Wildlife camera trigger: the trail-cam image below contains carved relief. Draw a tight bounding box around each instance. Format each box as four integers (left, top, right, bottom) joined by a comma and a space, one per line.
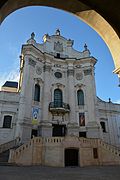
76, 72, 83, 80
54, 41, 63, 52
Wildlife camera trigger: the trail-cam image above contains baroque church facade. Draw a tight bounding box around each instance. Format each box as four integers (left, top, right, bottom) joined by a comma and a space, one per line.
0, 30, 120, 166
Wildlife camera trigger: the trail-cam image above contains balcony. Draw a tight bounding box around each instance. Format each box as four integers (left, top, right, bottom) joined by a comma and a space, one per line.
49, 102, 70, 114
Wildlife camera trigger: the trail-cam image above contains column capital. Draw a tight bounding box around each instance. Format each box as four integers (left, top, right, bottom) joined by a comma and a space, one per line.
28, 58, 36, 67
43, 64, 51, 72
67, 69, 74, 76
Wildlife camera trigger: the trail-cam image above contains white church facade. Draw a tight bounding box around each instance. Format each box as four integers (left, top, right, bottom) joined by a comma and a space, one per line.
0, 30, 120, 166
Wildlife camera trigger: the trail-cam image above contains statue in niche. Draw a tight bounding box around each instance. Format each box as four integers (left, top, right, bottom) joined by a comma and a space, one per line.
54, 41, 63, 52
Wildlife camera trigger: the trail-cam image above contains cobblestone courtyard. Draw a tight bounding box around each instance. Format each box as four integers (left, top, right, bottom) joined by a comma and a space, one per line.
0, 165, 120, 180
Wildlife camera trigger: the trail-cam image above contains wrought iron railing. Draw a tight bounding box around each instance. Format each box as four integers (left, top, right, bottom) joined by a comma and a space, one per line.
49, 102, 70, 111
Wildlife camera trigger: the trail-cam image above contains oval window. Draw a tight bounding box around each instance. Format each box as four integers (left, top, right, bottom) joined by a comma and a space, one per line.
54, 72, 62, 78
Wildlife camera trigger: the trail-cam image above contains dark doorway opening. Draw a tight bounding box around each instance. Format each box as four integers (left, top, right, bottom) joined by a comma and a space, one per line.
52, 124, 66, 137
65, 148, 79, 167
56, 53, 60, 58
31, 129, 38, 138
79, 132, 86, 138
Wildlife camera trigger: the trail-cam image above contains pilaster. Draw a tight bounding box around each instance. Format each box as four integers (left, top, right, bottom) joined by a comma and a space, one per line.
84, 67, 101, 138
15, 55, 36, 142
40, 63, 52, 136
67, 62, 78, 134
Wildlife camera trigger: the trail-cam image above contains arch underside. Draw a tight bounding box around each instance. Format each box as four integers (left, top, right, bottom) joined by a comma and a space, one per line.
0, 0, 120, 76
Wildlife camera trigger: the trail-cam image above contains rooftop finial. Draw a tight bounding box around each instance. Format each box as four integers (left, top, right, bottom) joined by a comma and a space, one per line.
56, 29, 60, 36
31, 32, 35, 39
109, 98, 111, 103
84, 43, 88, 51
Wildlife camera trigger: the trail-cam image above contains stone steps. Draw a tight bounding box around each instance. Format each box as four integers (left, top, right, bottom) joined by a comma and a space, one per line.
0, 150, 9, 162
0, 162, 15, 166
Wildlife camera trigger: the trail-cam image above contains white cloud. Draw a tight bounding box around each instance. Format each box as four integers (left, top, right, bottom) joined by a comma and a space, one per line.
0, 69, 19, 88
114, 99, 120, 104
0, 43, 20, 89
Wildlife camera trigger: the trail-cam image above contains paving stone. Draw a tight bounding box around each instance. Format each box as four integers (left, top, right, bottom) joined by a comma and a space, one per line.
0, 165, 120, 180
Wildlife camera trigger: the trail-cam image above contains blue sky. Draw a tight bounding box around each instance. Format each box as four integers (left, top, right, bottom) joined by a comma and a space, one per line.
0, 6, 119, 103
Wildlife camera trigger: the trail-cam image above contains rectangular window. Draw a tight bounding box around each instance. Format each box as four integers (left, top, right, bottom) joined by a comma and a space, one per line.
3, 115, 12, 128
79, 113, 85, 126
93, 148, 98, 159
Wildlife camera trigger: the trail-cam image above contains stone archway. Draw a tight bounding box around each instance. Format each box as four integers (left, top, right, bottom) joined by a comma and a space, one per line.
0, 0, 120, 76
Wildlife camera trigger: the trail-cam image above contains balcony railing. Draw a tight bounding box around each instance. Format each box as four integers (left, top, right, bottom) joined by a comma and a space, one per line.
49, 102, 70, 113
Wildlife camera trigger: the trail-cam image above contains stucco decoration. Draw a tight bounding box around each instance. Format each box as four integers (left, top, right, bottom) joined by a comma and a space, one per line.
76, 72, 83, 80
54, 41, 63, 52
36, 66, 42, 75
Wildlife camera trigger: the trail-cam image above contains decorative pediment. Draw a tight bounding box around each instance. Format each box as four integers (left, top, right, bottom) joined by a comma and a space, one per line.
52, 83, 65, 88
34, 77, 44, 84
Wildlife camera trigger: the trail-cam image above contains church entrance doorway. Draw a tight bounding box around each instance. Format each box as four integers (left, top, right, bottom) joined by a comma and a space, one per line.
31, 129, 38, 138
65, 148, 79, 167
52, 124, 66, 137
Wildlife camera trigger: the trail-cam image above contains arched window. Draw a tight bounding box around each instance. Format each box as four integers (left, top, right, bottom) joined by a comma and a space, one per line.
77, 90, 84, 105
34, 84, 40, 102
100, 121, 106, 132
3, 115, 12, 128
54, 89, 63, 107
